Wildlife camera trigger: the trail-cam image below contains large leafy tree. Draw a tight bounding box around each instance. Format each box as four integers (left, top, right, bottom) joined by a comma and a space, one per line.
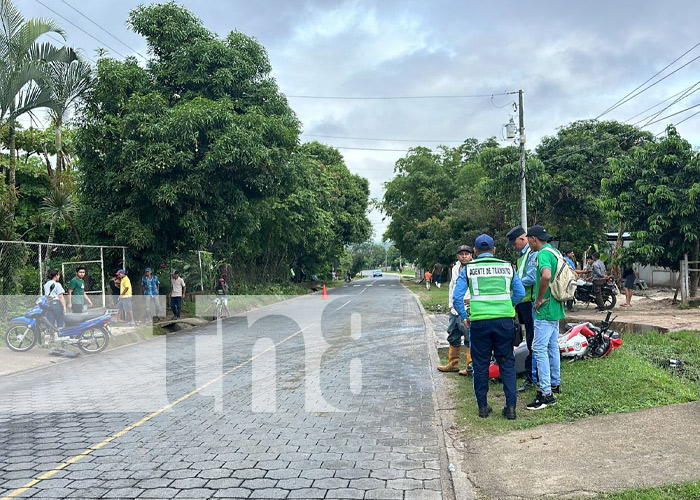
603, 126, 700, 295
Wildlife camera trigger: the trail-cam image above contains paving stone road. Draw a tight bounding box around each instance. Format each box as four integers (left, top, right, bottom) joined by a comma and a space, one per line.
0, 274, 448, 499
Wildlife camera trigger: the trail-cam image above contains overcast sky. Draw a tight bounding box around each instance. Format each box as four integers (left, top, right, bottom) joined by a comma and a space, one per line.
18, 0, 700, 239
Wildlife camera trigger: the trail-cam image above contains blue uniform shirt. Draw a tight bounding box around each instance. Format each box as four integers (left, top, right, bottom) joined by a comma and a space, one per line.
452, 253, 526, 320
520, 243, 538, 288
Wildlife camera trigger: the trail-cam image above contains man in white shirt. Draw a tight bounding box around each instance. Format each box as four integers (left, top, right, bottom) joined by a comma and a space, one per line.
437, 244, 472, 375
169, 271, 186, 319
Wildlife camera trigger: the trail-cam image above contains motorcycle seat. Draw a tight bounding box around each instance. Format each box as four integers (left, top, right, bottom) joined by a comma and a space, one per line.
63, 311, 105, 324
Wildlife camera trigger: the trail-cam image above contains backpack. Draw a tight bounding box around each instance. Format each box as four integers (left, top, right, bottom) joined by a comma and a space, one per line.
540, 247, 577, 302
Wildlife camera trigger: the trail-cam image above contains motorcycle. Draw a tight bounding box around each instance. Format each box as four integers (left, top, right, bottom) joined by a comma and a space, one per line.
4, 296, 113, 354
558, 311, 622, 360
574, 278, 617, 309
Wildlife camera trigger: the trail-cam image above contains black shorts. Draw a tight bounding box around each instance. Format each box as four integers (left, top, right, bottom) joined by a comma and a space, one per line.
624, 275, 635, 289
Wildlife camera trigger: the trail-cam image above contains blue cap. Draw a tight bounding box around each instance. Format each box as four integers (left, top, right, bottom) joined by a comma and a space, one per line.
474, 234, 495, 250
145, 267, 151, 272
117, 269, 126, 274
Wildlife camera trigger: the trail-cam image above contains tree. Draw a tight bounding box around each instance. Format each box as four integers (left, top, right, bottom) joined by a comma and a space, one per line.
0, 0, 75, 224
603, 126, 700, 296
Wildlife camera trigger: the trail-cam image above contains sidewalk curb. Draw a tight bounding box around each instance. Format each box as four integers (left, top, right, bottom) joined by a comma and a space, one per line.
408, 287, 476, 500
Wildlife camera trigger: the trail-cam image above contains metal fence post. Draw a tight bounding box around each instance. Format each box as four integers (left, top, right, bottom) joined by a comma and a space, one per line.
38, 243, 43, 295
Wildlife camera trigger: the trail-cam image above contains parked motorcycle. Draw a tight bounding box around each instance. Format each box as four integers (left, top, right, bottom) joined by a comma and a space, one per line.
4, 296, 113, 354
558, 311, 622, 360
574, 278, 617, 309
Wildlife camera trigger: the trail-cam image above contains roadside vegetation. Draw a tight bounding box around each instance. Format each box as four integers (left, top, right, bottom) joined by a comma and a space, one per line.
595, 480, 700, 500
437, 330, 700, 435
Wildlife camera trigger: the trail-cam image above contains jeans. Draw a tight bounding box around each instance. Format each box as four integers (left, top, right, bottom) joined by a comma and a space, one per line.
144, 295, 161, 319
532, 319, 561, 394
515, 301, 537, 382
446, 313, 469, 347
170, 296, 182, 319
48, 301, 64, 328
470, 318, 517, 408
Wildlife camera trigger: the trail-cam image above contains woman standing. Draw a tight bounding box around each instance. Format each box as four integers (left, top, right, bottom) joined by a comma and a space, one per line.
621, 265, 636, 306
43, 270, 66, 328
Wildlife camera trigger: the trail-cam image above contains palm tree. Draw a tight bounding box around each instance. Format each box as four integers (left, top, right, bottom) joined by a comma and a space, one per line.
45, 58, 92, 174
41, 185, 80, 247
0, 0, 76, 221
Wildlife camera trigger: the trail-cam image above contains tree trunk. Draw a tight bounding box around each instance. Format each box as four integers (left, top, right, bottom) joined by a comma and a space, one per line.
7, 121, 17, 221
55, 122, 63, 174
691, 238, 699, 298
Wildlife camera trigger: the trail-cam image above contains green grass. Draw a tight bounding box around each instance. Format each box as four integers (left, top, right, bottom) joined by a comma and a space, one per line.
594, 480, 700, 499
402, 277, 450, 312
440, 330, 700, 435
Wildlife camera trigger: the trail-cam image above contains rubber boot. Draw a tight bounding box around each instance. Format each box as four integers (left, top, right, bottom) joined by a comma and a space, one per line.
438, 346, 461, 372
459, 347, 472, 376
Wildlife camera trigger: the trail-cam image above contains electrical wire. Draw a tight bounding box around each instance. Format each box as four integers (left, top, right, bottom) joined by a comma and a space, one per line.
43, 32, 97, 64
596, 41, 700, 119
636, 82, 700, 127
643, 102, 700, 127
303, 133, 464, 143
32, 0, 128, 59
57, 0, 148, 61
623, 87, 690, 122
287, 91, 518, 100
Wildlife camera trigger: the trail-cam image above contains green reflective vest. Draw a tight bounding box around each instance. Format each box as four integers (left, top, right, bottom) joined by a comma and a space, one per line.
516, 247, 535, 303
466, 256, 515, 321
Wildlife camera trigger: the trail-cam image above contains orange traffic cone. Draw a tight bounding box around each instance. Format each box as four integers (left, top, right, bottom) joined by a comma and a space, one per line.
322, 284, 328, 299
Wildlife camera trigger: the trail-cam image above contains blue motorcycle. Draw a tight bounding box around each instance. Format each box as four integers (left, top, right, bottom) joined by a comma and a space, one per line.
5, 296, 113, 354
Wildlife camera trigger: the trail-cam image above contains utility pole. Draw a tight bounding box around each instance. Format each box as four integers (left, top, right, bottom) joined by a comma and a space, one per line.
518, 89, 527, 229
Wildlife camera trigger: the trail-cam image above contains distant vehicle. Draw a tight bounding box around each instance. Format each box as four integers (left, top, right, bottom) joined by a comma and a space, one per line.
373, 269, 383, 277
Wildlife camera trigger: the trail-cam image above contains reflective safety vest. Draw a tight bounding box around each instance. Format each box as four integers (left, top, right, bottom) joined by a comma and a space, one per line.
466, 257, 515, 321
516, 247, 535, 303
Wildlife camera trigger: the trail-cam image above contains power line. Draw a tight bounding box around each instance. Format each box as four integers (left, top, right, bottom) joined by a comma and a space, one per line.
596, 41, 700, 119
596, 47, 700, 119
623, 87, 690, 122
331, 146, 409, 152
32, 0, 127, 59
644, 102, 700, 127
636, 82, 700, 127
303, 133, 464, 143
56, 0, 148, 61
287, 91, 518, 100
43, 32, 96, 64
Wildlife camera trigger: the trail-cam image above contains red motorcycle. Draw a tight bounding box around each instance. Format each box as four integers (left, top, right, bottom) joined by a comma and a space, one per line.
558, 311, 622, 360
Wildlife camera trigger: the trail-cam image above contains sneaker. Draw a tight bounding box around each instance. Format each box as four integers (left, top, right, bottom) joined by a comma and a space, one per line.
526, 391, 555, 410
502, 406, 517, 420
551, 385, 562, 394
127, 322, 136, 326
517, 378, 536, 392
478, 405, 493, 418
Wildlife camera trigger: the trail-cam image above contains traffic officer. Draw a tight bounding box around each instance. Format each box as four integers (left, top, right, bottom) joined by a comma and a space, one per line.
453, 234, 525, 419
506, 225, 539, 392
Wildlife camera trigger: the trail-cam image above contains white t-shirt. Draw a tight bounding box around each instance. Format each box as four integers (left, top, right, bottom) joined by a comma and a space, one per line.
44, 280, 65, 297
171, 277, 186, 297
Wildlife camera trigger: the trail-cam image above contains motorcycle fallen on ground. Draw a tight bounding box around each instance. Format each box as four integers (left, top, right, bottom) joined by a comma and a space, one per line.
574, 278, 617, 309
558, 311, 622, 360
4, 296, 113, 354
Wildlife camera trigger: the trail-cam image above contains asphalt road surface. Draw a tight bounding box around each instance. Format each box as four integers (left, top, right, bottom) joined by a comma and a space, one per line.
0, 274, 447, 500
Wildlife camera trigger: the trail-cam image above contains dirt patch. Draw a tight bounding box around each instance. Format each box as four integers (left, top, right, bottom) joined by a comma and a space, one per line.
569, 287, 700, 332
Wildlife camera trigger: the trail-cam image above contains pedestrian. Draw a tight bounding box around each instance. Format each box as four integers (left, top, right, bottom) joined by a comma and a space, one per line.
141, 267, 161, 320
424, 270, 432, 291
67, 266, 93, 313
109, 273, 123, 320
590, 252, 608, 311
437, 244, 473, 375
43, 269, 66, 328
289, 266, 296, 283
525, 225, 565, 410
117, 269, 136, 326
215, 277, 230, 316
452, 234, 525, 420
432, 263, 444, 288
621, 264, 636, 306
505, 226, 539, 393
170, 270, 186, 319
563, 250, 577, 312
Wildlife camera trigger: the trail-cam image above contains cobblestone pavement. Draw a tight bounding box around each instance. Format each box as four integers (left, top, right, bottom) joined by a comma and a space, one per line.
0, 274, 447, 499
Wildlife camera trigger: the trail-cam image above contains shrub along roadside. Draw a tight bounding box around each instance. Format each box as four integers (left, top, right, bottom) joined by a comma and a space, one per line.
439, 330, 700, 436
594, 479, 700, 500
402, 276, 449, 312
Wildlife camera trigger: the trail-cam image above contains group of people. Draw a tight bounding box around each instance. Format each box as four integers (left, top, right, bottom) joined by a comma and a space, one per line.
436, 225, 567, 420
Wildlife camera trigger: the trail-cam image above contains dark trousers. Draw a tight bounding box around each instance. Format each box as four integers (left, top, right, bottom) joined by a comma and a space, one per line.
470, 317, 517, 408
446, 313, 469, 347
48, 302, 64, 328
593, 278, 605, 309
170, 296, 182, 319
516, 301, 537, 382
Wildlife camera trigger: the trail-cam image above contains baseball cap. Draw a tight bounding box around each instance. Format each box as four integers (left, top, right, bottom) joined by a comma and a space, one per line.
526, 225, 553, 241
218, 278, 225, 282
117, 269, 126, 274
457, 244, 472, 254
145, 267, 152, 272
505, 226, 525, 246
474, 234, 495, 250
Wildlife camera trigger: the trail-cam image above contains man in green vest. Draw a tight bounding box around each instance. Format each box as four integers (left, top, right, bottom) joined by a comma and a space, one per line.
452, 234, 525, 420
506, 225, 539, 392
526, 225, 566, 410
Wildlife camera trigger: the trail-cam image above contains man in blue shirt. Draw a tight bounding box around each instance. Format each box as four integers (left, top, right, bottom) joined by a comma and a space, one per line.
563, 250, 577, 312
141, 267, 161, 320
453, 234, 525, 420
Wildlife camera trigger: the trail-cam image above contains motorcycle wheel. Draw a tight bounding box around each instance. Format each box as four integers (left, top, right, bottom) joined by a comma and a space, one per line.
5, 325, 38, 352
601, 289, 616, 310
77, 327, 110, 354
